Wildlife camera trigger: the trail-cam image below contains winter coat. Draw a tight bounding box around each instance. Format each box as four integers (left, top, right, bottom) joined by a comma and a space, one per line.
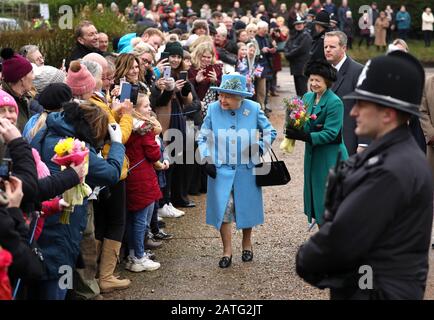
89, 93, 132, 180
31, 112, 125, 279
197, 99, 277, 230
302, 90, 348, 225
374, 17, 389, 46
126, 129, 162, 212
330, 56, 365, 155
255, 35, 275, 79
66, 42, 104, 70
284, 30, 312, 76
0, 207, 44, 284
0, 81, 31, 133
188, 64, 223, 101
296, 125, 433, 299
396, 11, 411, 30
422, 12, 434, 31
308, 29, 328, 65
419, 75, 434, 184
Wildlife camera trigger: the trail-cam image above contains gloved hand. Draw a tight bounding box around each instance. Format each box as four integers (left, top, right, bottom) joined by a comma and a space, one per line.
164, 77, 175, 91
285, 128, 312, 144
108, 123, 122, 144
203, 156, 216, 179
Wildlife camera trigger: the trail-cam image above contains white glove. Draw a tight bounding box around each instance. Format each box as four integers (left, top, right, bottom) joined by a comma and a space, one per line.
165, 77, 175, 91
108, 123, 122, 144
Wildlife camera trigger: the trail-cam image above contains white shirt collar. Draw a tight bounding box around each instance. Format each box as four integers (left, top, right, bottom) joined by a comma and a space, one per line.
333, 54, 347, 72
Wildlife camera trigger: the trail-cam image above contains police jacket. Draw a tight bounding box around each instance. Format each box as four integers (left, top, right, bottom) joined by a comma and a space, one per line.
296, 125, 433, 300
308, 29, 328, 64
284, 30, 312, 76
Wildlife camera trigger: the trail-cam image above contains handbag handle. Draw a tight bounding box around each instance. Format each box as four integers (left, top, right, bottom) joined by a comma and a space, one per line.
259, 145, 279, 163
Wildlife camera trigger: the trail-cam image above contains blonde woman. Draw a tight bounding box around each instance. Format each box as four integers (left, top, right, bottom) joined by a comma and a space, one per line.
188, 42, 223, 103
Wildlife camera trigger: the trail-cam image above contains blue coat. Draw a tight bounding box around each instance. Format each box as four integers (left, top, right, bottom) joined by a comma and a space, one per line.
197, 99, 276, 230
31, 112, 125, 279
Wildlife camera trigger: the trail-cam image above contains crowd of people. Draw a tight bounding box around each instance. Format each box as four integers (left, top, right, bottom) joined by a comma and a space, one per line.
0, 0, 433, 301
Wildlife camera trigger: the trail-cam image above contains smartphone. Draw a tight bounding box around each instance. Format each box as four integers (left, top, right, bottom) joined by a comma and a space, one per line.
160, 52, 170, 61
0, 158, 12, 180
119, 81, 132, 102
179, 71, 188, 81
130, 84, 140, 105
205, 65, 215, 77
163, 66, 172, 79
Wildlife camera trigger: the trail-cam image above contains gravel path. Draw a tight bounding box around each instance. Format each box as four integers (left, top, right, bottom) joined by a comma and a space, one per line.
105, 67, 434, 300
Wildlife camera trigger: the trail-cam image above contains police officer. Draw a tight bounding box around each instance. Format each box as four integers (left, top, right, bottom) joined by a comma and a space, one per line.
295, 51, 433, 300
308, 10, 331, 64
284, 17, 312, 97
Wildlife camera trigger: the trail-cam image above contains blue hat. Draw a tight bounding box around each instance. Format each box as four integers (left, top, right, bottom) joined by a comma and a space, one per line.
210, 73, 253, 98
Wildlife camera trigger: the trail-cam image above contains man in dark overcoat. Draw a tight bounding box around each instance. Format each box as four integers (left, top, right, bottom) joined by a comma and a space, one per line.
296, 51, 434, 300
324, 30, 365, 155
284, 18, 312, 97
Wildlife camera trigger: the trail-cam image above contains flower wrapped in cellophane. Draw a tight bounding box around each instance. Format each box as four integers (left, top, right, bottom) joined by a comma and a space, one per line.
280, 97, 317, 153
51, 138, 92, 224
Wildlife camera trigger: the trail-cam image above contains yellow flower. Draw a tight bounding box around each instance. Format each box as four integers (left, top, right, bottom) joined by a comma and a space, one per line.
295, 119, 301, 127
54, 137, 74, 156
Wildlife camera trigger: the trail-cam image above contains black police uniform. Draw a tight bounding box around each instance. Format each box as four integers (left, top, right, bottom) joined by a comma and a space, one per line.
296, 51, 434, 300
296, 124, 433, 299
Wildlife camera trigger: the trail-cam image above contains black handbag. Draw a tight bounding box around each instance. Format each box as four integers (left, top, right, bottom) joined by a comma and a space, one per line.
255, 147, 291, 186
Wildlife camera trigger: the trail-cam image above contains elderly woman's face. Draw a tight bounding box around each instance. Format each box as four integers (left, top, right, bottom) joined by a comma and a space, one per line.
219, 93, 242, 110
308, 74, 327, 94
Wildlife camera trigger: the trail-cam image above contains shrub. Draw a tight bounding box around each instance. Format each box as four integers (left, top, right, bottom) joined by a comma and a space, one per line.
0, 9, 132, 67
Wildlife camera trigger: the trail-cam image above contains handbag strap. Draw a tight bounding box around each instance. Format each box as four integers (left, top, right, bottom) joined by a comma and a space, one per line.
260, 145, 279, 163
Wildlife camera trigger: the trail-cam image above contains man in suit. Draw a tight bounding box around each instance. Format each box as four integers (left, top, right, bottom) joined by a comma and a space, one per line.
324, 30, 365, 155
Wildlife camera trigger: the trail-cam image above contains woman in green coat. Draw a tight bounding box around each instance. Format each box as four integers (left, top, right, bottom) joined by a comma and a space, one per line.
286, 60, 348, 226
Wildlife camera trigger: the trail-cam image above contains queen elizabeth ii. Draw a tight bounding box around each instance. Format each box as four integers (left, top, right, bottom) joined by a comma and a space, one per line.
197, 73, 277, 268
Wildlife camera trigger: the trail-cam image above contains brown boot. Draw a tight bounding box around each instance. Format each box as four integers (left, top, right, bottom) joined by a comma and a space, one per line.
98, 239, 131, 293
95, 239, 102, 279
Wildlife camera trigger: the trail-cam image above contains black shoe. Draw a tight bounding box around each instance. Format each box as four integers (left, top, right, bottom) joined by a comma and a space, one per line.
218, 255, 232, 268
241, 250, 253, 262
174, 200, 196, 208
153, 230, 174, 240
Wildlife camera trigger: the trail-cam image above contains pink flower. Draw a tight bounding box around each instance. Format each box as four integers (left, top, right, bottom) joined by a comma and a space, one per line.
310, 114, 317, 120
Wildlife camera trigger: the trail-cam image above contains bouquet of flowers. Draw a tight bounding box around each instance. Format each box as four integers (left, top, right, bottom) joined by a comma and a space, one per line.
52, 138, 92, 224
0, 246, 12, 300
280, 97, 317, 153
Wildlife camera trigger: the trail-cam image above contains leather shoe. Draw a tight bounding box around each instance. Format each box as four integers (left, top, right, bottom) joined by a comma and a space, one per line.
218, 255, 232, 268
241, 250, 253, 262
173, 200, 196, 208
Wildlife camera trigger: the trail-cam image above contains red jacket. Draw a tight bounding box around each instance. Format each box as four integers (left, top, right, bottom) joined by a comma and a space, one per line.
125, 131, 162, 211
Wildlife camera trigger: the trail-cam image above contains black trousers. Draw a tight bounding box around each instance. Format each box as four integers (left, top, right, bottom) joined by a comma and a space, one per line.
170, 162, 191, 204
94, 180, 126, 242
294, 75, 308, 97
424, 30, 432, 47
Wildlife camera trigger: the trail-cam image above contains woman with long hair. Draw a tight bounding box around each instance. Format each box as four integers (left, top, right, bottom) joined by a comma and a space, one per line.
151, 41, 196, 213
188, 42, 223, 115
31, 100, 126, 299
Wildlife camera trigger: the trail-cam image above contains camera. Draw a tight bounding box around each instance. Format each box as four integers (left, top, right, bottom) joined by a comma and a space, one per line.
0, 158, 12, 180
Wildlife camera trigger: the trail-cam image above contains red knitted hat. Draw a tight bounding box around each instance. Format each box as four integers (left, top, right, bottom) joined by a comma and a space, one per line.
0, 48, 33, 83
65, 60, 96, 97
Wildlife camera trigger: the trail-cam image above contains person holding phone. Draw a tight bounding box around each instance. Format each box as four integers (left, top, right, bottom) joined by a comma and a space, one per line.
151, 41, 196, 210
113, 54, 148, 100
188, 42, 223, 108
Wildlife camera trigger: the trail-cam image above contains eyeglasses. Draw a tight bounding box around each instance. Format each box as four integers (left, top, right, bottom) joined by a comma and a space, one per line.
141, 58, 152, 65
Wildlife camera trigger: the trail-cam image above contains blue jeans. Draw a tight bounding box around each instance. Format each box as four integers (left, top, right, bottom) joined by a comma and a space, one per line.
35, 279, 68, 300
127, 203, 155, 259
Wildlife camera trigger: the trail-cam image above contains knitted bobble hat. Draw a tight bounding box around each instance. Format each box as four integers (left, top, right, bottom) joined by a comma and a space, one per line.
65, 60, 96, 97
0, 48, 33, 83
